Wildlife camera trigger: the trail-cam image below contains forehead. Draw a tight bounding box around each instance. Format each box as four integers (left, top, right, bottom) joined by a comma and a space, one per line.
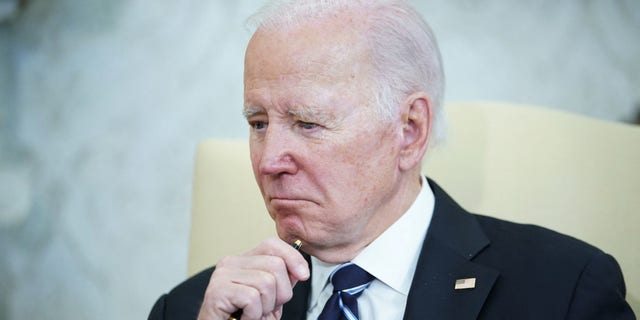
244, 15, 373, 89
243, 10, 383, 122
243, 24, 375, 120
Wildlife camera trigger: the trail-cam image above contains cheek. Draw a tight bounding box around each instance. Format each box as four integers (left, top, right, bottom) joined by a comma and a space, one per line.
336, 128, 399, 172
325, 130, 399, 195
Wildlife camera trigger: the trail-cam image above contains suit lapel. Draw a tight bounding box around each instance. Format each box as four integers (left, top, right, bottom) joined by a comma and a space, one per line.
403, 180, 499, 320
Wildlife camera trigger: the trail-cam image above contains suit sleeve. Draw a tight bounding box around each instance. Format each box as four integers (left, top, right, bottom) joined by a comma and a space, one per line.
566, 252, 636, 320
146, 267, 214, 320
148, 294, 167, 320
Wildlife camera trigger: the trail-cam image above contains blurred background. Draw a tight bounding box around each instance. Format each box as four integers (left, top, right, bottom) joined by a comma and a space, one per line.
0, 0, 638, 319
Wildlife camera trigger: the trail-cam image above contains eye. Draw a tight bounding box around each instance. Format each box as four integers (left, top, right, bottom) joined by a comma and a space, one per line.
297, 121, 319, 130
248, 120, 267, 131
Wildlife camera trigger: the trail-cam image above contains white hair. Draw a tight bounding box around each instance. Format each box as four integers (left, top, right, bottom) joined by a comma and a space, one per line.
247, 0, 447, 145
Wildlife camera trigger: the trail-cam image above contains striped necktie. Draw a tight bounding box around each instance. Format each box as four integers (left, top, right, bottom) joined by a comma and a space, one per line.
318, 262, 374, 320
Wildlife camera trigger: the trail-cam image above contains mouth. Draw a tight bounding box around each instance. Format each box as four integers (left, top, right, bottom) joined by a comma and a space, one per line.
269, 196, 319, 208
270, 197, 314, 203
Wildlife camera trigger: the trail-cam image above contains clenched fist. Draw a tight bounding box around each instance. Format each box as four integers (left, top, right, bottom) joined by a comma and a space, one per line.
197, 238, 310, 320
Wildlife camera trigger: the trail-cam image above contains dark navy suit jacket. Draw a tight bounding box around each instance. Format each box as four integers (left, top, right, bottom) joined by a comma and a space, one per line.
149, 180, 635, 319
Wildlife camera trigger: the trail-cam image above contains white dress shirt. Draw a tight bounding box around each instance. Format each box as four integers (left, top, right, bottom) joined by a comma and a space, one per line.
306, 176, 435, 319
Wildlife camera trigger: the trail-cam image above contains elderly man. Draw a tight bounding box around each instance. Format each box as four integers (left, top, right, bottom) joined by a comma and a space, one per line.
149, 1, 634, 319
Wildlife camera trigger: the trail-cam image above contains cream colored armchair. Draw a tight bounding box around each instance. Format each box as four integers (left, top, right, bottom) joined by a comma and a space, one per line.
188, 101, 640, 314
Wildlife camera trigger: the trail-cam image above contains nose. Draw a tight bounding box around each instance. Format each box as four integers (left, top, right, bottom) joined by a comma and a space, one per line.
255, 126, 298, 176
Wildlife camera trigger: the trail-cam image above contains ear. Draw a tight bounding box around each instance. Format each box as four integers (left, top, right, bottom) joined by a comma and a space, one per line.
398, 92, 432, 171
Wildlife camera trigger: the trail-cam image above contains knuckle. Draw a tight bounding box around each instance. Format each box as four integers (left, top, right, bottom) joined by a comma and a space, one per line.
234, 288, 263, 319
264, 236, 280, 245
277, 286, 293, 305
263, 256, 286, 271
245, 287, 261, 305
216, 255, 233, 268
259, 237, 280, 251
256, 271, 276, 292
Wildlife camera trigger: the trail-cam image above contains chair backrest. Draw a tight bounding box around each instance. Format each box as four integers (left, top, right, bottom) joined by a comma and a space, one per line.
188, 101, 640, 314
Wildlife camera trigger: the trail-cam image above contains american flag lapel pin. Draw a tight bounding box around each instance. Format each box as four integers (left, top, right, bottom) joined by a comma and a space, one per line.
454, 277, 476, 290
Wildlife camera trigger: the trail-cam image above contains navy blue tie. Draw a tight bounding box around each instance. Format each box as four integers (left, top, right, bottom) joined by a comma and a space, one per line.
318, 263, 374, 320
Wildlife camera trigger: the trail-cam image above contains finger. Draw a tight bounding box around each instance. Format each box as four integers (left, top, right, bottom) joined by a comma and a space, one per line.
216, 256, 292, 308
231, 268, 278, 315
248, 237, 310, 282
272, 305, 283, 319
223, 281, 264, 320
199, 272, 266, 320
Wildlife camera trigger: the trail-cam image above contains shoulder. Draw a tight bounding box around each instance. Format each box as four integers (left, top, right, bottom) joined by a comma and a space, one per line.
148, 267, 215, 320
475, 213, 601, 259
473, 213, 604, 277
471, 214, 634, 318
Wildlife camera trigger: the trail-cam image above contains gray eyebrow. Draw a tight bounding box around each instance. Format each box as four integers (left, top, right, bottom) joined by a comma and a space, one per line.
287, 106, 317, 120
242, 106, 264, 119
287, 105, 337, 126
243, 105, 337, 126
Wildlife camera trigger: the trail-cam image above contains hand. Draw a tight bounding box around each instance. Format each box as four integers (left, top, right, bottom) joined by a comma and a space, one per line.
197, 237, 310, 320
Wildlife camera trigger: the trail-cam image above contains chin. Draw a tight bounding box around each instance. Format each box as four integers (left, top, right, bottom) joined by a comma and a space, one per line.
274, 215, 304, 243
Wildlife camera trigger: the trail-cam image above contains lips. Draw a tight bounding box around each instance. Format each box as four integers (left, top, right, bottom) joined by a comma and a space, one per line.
268, 191, 310, 201
270, 196, 313, 203
262, 183, 320, 206
268, 195, 318, 206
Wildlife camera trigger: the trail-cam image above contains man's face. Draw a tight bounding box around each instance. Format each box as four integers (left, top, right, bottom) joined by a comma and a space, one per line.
243, 20, 405, 262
